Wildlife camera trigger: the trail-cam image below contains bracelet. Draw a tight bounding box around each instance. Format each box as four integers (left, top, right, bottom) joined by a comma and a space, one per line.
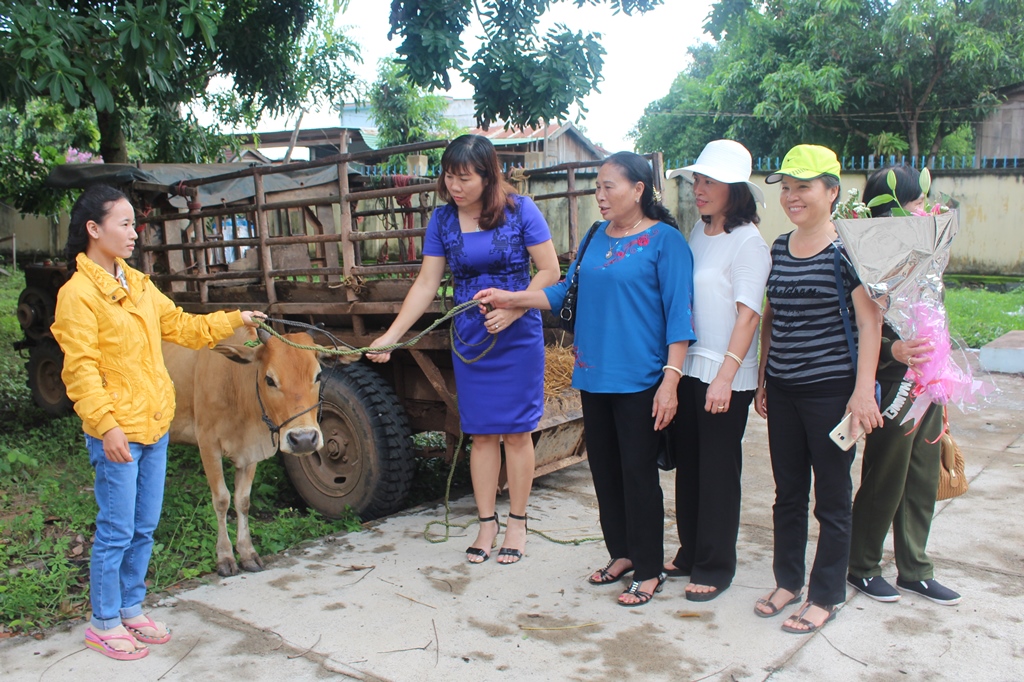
662, 365, 684, 378
723, 351, 744, 366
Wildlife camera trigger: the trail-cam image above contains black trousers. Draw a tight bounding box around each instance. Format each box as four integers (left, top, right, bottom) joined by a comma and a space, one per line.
580, 385, 664, 581
766, 378, 855, 606
671, 376, 755, 588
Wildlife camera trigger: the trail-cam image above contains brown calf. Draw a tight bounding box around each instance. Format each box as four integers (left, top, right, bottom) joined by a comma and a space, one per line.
165, 327, 325, 576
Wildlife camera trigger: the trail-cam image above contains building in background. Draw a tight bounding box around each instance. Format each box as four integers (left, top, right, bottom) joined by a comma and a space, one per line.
978, 83, 1024, 161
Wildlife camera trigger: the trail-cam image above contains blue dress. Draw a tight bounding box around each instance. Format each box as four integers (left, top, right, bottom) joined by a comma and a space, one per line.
422, 195, 552, 434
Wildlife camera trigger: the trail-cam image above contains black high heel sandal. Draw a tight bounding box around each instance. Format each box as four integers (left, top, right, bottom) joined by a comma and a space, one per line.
497, 512, 527, 565
466, 515, 499, 564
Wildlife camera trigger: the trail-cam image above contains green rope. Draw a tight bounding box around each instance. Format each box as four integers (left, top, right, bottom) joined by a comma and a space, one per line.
249, 299, 482, 355
422, 431, 603, 548
252, 301, 601, 548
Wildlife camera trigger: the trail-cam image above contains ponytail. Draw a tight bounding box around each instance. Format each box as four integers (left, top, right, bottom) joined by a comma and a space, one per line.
64, 185, 130, 274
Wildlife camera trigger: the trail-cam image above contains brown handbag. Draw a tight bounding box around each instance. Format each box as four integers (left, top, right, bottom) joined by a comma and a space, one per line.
937, 408, 968, 500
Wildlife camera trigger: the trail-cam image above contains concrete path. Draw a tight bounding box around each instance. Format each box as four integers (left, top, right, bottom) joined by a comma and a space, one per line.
3, 358, 1023, 681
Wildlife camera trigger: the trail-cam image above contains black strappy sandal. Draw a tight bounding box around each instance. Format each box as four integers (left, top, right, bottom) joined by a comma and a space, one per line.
588, 558, 634, 585
497, 512, 527, 565
465, 515, 499, 564
618, 572, 667, 607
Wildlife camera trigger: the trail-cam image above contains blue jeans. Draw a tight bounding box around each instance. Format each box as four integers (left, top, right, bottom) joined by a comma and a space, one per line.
86, 432, 169, 630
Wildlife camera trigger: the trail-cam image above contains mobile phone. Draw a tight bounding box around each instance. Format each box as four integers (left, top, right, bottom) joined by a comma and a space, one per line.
828, 413, 860, 451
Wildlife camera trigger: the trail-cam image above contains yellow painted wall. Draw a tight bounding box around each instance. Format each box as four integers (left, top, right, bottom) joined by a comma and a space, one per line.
0, 206, 64, 260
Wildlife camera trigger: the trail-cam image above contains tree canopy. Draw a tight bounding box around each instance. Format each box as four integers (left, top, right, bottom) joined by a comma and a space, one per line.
368, 58, 464, 166
632, 0, 1024, 161
1, 0, 359, 163
387, 0, 664, 129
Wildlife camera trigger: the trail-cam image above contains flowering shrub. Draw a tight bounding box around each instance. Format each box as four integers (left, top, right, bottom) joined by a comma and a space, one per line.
0, 146, 102, 216
64, 147, 103, 164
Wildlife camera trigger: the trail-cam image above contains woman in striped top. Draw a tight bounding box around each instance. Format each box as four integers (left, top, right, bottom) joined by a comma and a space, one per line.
752, 145, 883, 634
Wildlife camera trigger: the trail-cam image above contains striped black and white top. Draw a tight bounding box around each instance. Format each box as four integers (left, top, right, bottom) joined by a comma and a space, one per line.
765, 233, 859, 385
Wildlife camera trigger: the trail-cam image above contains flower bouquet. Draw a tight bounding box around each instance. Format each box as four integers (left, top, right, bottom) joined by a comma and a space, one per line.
833, 168, 991, 428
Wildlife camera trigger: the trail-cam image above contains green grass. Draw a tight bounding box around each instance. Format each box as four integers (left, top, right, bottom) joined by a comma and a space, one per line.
946, 286, 1024, 348
0, 268, 361, 634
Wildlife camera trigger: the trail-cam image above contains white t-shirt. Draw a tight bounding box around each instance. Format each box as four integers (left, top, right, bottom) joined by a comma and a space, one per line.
682, 221, 771, 391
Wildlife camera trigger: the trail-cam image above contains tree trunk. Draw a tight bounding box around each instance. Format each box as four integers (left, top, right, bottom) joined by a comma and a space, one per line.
96, 108, 128, 164
907, 119, 920, 159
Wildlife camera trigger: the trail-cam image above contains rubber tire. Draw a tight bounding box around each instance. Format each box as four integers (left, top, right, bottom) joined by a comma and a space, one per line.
27, 339, 73, 416
17, 286, 54, 341
282, 361, 416, 521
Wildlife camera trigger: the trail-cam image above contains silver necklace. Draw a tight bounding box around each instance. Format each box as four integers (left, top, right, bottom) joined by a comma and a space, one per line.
605, 217, 644, 259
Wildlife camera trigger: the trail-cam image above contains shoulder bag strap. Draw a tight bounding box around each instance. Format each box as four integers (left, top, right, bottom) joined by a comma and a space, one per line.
568, 221, 602, 287
833, 244, 858, 372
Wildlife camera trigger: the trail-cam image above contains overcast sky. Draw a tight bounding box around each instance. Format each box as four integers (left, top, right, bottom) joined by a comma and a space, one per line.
205, 0, 716, 154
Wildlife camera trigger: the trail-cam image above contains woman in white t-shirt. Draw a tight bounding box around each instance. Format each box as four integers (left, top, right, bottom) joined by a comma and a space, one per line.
663, 140, 771, 601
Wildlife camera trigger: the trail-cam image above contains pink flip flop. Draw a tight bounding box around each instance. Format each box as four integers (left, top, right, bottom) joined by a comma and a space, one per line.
84, 627, 149, 661
122, 615, 172, 644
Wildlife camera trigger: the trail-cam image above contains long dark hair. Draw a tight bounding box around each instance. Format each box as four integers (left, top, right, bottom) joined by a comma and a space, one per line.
436, 134, 517, 230
700, 182, 760, 232
864, 164, 922, 217
64, 185, 130, 274
600, 152, 678, 228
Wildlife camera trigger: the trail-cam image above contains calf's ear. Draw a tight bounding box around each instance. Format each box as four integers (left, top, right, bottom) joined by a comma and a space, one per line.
213, 342, 261, 364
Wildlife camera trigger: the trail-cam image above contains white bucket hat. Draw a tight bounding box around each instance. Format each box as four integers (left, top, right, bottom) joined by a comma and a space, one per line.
666, 139, 765, 207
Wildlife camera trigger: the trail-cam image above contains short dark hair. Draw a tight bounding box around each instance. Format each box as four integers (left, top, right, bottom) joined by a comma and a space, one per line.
700, 183, 760, 232
820, 174, 842, 213
436, 134, 517, 230
864, 165, 922, 217
64, 185, 131, 273
600, 152, 678, 229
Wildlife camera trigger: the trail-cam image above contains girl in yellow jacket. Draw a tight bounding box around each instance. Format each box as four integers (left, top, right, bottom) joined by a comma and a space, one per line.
50, 185, 264, 661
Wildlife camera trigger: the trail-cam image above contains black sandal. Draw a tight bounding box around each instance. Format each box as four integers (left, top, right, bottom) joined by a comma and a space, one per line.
588, 558, 634, 585
618, 572, 667, 607
754, 588, 804, 618
781, 601, 839, 634
497, 512, 527, 565
465, 515, 499, 564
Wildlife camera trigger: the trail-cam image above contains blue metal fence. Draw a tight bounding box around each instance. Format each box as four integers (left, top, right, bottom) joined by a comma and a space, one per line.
363, 161, 535, 177
363, 155, 1022, 177
664, 155, 1022, 173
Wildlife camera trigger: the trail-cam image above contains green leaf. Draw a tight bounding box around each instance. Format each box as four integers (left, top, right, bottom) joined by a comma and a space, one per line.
886, 170, 897, 192
890, 208, 912, 217
920, 167, 931, 196
866, 194, 895, 207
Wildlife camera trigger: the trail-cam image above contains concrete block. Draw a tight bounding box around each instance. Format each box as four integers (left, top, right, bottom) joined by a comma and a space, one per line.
980, 330, 1024, 373
405, 154, 428, 177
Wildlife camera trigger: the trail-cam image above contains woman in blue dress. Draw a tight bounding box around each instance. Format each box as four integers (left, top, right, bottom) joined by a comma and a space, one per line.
477, 152, 696, 606
368, 135, 559, 564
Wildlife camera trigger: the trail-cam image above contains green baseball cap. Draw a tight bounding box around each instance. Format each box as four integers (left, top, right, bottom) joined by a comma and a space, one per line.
765, 144, 841, 183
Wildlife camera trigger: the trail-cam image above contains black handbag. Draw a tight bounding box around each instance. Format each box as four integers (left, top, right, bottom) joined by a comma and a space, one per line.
558, 221, 602, 333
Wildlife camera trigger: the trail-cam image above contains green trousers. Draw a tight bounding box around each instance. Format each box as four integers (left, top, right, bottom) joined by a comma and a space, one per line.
849, 377, 944, 581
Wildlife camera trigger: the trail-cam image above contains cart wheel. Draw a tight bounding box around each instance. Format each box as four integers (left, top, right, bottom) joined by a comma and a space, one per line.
282, 361, 416, 520
17, 286, 54, 341
27, 339, 73, 416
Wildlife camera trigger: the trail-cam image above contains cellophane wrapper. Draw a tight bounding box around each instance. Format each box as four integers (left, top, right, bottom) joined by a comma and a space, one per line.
834, 212, 991, 419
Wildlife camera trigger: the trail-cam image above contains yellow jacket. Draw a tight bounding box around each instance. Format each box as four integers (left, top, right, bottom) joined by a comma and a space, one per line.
51, 253, 244, 443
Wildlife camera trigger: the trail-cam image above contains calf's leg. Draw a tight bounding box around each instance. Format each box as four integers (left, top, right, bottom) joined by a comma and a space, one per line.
234, 462, 264, 572
199, 447, 239, 576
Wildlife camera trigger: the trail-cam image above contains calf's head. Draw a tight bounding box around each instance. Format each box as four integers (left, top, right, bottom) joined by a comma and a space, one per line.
214, 329, 326, 455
